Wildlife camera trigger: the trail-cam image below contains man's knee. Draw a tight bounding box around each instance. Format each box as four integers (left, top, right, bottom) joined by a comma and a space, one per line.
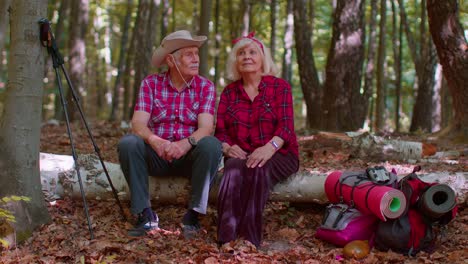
196, 136, 222, 155
118, 134, 145, 153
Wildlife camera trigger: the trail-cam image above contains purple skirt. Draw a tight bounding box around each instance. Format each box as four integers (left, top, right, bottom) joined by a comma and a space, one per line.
217, 152, 299, 247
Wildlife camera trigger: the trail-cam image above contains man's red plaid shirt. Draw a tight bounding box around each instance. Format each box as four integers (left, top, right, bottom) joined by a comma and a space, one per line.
135, 71, 216, 141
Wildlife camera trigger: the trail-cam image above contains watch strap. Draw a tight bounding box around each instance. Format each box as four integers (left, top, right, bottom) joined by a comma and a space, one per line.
270, 140, 279, 151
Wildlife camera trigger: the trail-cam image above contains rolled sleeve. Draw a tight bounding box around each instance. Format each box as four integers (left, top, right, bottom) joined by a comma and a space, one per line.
199, 79, 216, 115
273, 80, 294, 143
215, 90, 234, 145
134, 78, 153, 113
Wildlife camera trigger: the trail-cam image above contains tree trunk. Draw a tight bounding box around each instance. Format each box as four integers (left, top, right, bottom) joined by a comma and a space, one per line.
269, 0, 277, 59
410, 0, 437, 133
52, 0, 70, 120
67, 0, 89, 121
213, 0, 221, 86
199, 0, 212, 78
427, 0, 468, 141
281, 0, 294, 83
375, 0, 386, 132
227, 0, 239, 41
192, 0, 199, 32
432, 64, 443, 132
391, 0, 403, 132
362, 0, 378, 130
0, 0, 51, 245
321, 0, 366, 131
440, 77, 452, 129
0, 0, 11, 92
123, 2, 141, 120
293, 0, 321, 129
109, 0, 133, 121
39, 153, 468, 205
241, 0, 251, 35
130, 0, 159, 113
170, 0, 176, 32
160, 0, 170, 40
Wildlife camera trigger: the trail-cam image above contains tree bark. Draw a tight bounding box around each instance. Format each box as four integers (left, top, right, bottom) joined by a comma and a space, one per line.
52, 0, 70, 120
67, 0, 89, 121
129, 0, 152, 117
39, 153, 468, 205
321, 0, 366, 131
269, 0, 277, 59
426, 0, 468, 141
199, 0, 212, 78
109, 0, 134, 121
391, 0, 403, 132
293, 0, 321, 129
362, 0, 378, 130
281, 0, 294, 83
0, 0, 51, 245
0, 0, 11, 91
432, 64, 443, 132
375, 0, 386, 132
410, 0, 437, 133
160, 0, 170, 40
241, 0, 252, 36
213, 0, 221, 87
440, 77, 452, 129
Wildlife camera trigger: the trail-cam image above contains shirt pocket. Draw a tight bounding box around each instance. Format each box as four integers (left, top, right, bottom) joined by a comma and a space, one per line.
258, 99, 277, 122
151, 98, 167, 123
181, 101, 199, 125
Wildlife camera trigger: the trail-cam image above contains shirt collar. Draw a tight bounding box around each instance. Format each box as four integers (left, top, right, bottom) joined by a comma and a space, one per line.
163, 71, 197, 91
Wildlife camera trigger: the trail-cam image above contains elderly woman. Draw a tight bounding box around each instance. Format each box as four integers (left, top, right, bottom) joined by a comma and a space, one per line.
215, 32, 299, 247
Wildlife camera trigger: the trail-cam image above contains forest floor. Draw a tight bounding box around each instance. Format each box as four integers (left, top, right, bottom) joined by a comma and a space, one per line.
1, 121, 467, 263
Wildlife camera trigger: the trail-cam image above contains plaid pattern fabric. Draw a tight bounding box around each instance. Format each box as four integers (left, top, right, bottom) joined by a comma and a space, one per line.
135, 71, 216, 141
215, 75, 298, 156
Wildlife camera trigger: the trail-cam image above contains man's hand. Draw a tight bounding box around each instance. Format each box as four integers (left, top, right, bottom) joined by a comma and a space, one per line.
223, 144, 248, 159
148, 135, 171, 160
163, 139, 192, 161
246, 144, 276, 168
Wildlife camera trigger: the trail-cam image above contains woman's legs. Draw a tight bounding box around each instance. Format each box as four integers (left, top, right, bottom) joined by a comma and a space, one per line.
217, 153, 299, 247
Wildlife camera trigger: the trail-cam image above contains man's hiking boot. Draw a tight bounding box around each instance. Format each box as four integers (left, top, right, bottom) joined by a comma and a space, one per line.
182, 222, 201, 240
127, 208, 159, 237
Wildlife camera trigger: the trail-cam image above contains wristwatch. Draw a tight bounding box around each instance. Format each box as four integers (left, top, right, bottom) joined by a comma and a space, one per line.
270, 140, 279, 151
188, 136, 197, 147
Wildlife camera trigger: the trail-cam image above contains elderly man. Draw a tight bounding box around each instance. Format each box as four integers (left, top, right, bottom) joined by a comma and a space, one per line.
118, 30, 222, 237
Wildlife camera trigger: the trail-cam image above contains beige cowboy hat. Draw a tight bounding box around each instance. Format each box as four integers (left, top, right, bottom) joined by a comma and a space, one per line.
151, 30, 207, 67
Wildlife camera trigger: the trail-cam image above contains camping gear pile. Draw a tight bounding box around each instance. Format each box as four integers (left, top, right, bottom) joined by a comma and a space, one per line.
316, 166, 458, 257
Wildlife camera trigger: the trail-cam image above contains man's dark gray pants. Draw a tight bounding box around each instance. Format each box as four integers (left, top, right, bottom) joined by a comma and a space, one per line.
118, 134, 222, 215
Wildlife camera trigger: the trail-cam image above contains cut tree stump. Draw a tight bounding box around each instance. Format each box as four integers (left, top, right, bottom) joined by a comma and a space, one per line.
40, 153, 468, 205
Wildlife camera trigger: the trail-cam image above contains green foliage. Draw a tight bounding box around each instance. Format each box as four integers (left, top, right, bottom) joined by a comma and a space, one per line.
0, 196, 30, 248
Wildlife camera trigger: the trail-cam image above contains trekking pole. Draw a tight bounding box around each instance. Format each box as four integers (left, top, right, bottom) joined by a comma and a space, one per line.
38, 19, 127, 238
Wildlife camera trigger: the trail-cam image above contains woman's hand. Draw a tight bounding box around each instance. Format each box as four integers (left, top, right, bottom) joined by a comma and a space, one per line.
246, 144, 276, 168
224, 144, 248, 159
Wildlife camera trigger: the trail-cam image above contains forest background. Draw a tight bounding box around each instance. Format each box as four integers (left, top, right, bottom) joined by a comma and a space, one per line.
0, 0, 467, 262
1, 0, 466, 134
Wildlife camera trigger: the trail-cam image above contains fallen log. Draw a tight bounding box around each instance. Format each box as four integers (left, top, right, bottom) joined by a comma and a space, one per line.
311, 131, 424, 161
40, 153, 467, 205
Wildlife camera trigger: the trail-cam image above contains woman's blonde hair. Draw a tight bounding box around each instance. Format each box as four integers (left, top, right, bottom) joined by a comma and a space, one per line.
225, 37, 278, 81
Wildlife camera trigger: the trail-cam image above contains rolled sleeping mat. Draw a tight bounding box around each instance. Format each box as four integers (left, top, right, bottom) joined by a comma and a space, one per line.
419, 184, 456, 219
324, 171, 407, 221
